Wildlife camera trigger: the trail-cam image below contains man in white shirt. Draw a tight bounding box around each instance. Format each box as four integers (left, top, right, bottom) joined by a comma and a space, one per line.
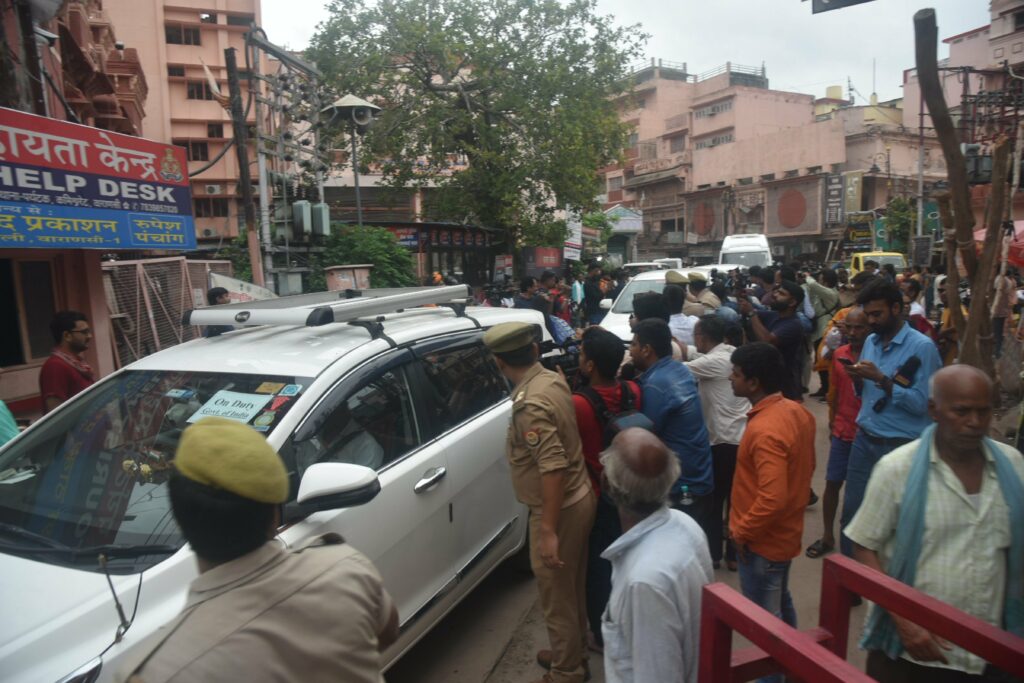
665, 283, 700, 346
682, 315, 750, 568
600, 428, 714, 683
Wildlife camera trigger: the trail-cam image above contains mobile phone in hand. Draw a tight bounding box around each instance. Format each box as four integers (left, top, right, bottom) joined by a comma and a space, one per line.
838, 357, 854, 366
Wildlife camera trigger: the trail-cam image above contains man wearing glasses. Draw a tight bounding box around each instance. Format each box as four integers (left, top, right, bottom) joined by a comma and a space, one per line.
39, 310, 95, 413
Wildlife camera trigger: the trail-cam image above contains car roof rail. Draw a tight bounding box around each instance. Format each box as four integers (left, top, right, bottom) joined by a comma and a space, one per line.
182, 285, 472, 328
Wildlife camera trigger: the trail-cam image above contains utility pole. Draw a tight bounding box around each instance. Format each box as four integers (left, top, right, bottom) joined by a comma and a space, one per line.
225, 47, 265, 287
917, 88, 925, 237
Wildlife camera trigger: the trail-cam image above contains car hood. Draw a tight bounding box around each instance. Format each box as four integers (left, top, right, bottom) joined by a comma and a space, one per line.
0, 550, 170, 682
601, 310, 633, 343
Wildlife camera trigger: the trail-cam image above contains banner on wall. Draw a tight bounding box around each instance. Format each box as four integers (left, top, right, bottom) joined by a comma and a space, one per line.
0, 107, 195, 250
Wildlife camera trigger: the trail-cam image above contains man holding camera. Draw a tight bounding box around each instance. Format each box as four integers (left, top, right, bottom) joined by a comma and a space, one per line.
485, 322, 596, 683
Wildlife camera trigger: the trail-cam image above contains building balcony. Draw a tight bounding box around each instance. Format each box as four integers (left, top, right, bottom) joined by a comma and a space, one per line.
634, 150, 690, 176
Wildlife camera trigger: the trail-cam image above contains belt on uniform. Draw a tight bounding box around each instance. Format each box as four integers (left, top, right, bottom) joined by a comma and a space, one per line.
859, 431, 909, 445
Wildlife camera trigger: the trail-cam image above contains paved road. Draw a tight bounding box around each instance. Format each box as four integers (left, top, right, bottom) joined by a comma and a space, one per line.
388, 381, 870, 683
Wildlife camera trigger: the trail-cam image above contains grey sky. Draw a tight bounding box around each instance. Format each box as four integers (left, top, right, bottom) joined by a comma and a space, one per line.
261, 0, 990, 103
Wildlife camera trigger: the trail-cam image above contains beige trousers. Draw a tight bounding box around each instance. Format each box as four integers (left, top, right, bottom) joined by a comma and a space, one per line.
529, 490, 597, 683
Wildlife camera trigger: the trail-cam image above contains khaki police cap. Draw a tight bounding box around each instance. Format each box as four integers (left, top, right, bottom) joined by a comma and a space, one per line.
687, 271, 708, 283
665, 270, 689, 285
174, 416, 289, 504
483, 321, 538, 353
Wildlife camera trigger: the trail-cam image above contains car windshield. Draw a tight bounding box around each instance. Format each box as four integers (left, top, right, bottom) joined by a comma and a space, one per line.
0, 369, 310, 574
877, 255, 907, 269
721, 251, 770, 267
611, 278, 666, 313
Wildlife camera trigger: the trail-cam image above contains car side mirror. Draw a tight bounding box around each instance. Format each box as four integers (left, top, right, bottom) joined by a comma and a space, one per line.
600, 298, 612, 310
289, 463, 380, 520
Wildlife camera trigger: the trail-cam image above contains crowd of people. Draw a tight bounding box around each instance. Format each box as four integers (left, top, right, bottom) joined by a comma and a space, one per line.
475, 258, 1024, 683
8, 261, 1023, 683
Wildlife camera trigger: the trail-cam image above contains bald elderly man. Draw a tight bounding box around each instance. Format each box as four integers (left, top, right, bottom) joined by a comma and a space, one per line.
846, 365, 1024, 683
599, 428, 713, 683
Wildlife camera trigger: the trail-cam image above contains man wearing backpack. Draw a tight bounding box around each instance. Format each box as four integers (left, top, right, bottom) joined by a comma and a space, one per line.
571, 327, 648, 652
630, 319, 715, 544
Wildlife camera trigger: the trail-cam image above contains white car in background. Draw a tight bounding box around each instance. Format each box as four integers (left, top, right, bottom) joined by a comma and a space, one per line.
600, 265, 737, 343
0, 287, 536, 683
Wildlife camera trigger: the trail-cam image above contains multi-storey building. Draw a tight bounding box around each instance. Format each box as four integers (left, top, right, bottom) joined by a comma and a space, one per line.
0, 0, 148, 412
601, 59, 948, 264
105, 0, 266, 244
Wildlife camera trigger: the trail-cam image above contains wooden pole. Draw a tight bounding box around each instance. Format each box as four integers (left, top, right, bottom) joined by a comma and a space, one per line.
914, 9, 978, 278
960, 137, 1010, 376
225, 47, 265, 287
936, 192, 967, 342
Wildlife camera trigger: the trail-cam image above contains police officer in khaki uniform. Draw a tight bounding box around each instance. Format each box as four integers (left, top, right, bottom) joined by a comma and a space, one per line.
484, 322, 597, 683
118, 417, 398, 683
668, 271, 705, 318
687, 271, 721, 312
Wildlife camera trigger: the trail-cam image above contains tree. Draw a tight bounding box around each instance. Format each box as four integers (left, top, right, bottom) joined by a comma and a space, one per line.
884, 196, 916, 254
308, 224, 417, 291
307, 0, 645, 252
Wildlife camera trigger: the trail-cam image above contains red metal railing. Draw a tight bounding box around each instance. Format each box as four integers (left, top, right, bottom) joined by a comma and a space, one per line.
818, 555, 1024, 677
700, 555, 1024, 682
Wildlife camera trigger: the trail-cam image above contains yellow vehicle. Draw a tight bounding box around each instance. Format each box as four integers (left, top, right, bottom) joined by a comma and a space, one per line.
849, 251, 907, 277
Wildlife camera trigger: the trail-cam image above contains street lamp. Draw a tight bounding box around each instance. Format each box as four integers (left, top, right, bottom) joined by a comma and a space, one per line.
321, 94, 381, 228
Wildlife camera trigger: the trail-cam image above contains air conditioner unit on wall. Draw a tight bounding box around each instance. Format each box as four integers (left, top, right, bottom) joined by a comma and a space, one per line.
204, 184, 223, 195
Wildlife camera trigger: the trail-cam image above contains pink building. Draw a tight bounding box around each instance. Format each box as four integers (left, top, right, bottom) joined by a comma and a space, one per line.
601, 58, 947, 264
104, 0, 267, 244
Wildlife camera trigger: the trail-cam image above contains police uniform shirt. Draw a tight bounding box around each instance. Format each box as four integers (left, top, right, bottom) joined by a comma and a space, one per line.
506, 364, 592, 509
121, 536, 393, 683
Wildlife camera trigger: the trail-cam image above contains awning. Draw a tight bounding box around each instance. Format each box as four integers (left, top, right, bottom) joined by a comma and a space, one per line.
623, 168, 683, 189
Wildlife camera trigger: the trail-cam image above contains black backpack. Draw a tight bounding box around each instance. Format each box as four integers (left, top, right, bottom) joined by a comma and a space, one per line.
576, 382, 654, 449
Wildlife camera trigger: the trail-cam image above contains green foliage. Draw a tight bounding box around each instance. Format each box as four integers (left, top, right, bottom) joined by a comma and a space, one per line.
307, 0, 646, 249
214, 236, 253, 283
310, 224, 417, 289
582, 210, 616, 247
885, 197, 916, 254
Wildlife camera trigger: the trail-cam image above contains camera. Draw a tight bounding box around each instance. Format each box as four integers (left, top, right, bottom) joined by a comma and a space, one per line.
540, 338, 581, 383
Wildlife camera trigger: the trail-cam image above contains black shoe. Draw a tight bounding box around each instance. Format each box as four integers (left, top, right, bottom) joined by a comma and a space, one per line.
808, 489, 819, 507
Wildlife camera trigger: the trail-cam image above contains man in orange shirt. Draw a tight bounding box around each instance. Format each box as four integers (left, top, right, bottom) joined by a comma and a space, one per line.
728, 342, 816, 683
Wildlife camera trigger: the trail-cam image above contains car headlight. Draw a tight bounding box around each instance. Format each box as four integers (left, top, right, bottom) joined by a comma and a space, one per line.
56, 657, 102, 683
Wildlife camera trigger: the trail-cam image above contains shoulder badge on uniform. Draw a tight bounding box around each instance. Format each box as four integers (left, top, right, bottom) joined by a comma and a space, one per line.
524, 430, 539, 446
514, 391, 525, 403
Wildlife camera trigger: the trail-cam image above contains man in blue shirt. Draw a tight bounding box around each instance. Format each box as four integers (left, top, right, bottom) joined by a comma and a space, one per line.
630, 318, 715, 544
839, 279, 941, 557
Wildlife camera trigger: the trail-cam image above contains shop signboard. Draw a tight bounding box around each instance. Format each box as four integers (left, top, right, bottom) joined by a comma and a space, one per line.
386, 226, 419, 247
0, 106, 195, 250
521, 246, 562, 277
844, 171, 863, 215
825, 174, 843, 224
564, 219, 583, 261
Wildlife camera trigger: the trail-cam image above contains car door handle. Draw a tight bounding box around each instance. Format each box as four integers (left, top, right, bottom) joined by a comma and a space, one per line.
413, 467, 447, 494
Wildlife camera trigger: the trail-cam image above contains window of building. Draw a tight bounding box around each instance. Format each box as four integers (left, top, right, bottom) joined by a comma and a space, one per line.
199, 12, 217, 23
167, 65, 185, 77
1015, 12, 1024, 30
669, 135, 686, 153
697, 183, 711, 190
661, 219, 678, 233
186, 80, 214, 100
694, 99, 733, 119
226, 13, 255, 26
784, 169, 799, 178
694, 132, 734, 149
760, 173, 776, 181
194, 197, 229, 217
207, 123, 224, 138
187, 141, 209, 161
607, 175, 623, 191
627, 132, 639, 148
806, 165, 823, 175
165, 24, 201, 45
738, 177, 753, 185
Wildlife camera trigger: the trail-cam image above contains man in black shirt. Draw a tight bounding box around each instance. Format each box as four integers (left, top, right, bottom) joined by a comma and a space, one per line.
583, 261, 605, 326
738, 280, 806, 401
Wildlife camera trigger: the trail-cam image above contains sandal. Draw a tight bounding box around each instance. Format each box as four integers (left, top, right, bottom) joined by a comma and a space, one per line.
805, 539, 834, 559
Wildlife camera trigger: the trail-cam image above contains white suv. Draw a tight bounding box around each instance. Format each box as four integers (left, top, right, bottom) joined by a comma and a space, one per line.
0, 287, 538, 683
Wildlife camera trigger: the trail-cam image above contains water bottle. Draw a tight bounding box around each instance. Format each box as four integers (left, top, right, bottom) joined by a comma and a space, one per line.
678, 484, 694, 507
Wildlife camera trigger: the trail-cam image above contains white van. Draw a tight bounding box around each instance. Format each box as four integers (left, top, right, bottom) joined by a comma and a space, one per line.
719, 234, 771, 268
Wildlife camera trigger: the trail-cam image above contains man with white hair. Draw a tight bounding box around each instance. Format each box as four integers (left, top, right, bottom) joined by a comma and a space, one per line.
599, 428, 714, 683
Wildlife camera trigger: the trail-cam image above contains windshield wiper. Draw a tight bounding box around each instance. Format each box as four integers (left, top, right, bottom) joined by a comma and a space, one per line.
0, 522, 71, 550
0, 539, 179, 560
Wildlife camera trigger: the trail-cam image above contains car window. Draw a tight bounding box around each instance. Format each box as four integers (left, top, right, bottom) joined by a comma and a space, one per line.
0, 369, 310, 574
611, 279, 666, 313
416, 342, 510, 434
286, 366, 420, 486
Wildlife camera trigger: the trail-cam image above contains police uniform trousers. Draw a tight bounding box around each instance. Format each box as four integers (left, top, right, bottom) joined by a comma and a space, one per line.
529, 489, 597, 683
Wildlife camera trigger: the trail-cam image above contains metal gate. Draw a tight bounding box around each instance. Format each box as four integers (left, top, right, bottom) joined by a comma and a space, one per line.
102, 258, 233, 367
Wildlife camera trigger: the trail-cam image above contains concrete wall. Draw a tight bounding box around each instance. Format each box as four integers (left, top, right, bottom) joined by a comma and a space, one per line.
691, 118, 845, 187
